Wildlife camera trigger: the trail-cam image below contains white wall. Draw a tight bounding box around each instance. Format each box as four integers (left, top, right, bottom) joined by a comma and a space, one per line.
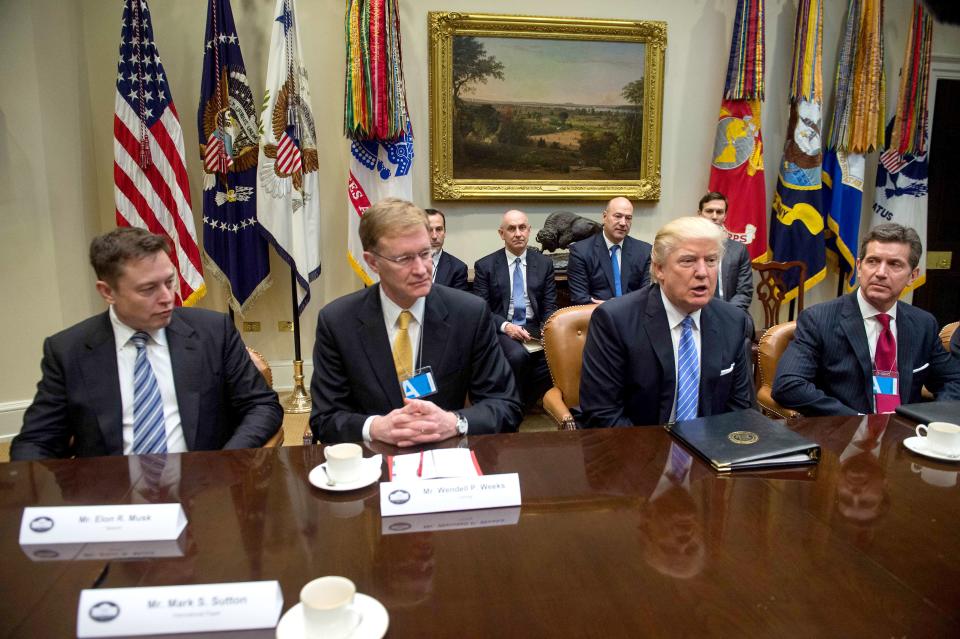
1, 0, 958, 437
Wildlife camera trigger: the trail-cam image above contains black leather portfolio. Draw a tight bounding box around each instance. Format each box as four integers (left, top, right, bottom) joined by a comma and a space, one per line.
895, 400, 960, 425
664, 409, 820, 472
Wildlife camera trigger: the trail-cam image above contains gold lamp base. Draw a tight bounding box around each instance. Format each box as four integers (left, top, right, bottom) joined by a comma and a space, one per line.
282, 360, 311, 414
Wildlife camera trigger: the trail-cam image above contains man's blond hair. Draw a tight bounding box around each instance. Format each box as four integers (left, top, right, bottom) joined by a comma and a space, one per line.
650, 216, 727, 278
359, 197, 430, 251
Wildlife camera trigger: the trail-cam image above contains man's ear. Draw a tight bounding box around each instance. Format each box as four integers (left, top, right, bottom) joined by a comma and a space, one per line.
95, 280, 116, 305
362, 252, 380, 275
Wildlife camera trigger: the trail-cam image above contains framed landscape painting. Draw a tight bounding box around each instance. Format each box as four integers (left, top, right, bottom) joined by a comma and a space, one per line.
428, 12, 666, 201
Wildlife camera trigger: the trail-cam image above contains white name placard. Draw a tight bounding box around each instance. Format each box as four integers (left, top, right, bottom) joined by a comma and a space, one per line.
22, 538, 187, 562
20, 504, 187, 545
382, 506, 521, 535
380, 473, 521, 517
76, 580, 283, 638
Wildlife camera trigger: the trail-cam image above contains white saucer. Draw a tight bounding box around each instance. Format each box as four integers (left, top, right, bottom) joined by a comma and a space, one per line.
309, 455, 383, 492
276, 594, 389, 639
903, 436, 960, 462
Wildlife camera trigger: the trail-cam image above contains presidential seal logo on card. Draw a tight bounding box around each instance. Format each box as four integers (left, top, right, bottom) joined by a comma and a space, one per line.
728, 431, 759, 445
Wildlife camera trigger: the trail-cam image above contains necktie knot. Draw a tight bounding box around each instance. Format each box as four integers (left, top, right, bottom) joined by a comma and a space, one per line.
397, 310, 412, 331
681, 315, 694, 330
876, 313, 891, 329
131, 331, 150, 350
610, 245, 620, 256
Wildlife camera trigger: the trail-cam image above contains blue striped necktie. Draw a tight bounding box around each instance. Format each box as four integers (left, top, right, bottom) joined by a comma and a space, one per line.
610, 245, 622, 296
675, 316, 699, 422
131, 331, 168, 454
511, 257, 526, 325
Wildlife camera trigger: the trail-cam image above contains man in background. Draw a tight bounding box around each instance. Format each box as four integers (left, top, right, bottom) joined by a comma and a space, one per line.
425, 208, 468, 291
697, 192, 753, 312
568, 196, 652, 304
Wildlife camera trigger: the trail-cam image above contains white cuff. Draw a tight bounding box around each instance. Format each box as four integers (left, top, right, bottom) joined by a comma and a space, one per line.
361, 415, 377, 443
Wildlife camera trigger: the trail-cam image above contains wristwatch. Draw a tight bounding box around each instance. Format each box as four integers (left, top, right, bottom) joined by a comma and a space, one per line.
455, 413, 469, 435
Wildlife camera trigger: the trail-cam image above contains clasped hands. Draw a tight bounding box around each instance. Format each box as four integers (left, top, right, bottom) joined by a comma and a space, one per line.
370, 398, 459, 447
503, 323, 532, 342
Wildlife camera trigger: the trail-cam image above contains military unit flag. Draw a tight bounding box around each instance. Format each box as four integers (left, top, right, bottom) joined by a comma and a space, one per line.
708, 0, 768, 261
198, 0, 271, 314
256, 0, 321, 314
344, 0, 415, 285
768, 0, 826, 300
114, 0, 205, 305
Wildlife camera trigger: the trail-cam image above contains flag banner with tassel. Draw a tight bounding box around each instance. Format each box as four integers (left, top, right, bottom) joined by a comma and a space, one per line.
114, 0, 205, 305
708, 0, 768, 261
768, 0, 826, 300
256, 0, 321, 314
345, 0, 414, 285
823, 0, 885, 292
198, 0, 271, 314
871, 1, 933, 295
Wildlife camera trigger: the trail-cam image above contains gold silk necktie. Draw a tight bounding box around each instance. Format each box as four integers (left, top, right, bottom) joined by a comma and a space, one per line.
393, 310, 413, 379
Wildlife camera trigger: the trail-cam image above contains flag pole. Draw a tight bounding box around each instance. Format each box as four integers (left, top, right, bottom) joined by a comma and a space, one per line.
281, 267, 311, 413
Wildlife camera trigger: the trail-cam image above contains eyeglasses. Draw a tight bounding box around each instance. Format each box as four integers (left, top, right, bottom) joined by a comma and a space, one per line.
370, 248, 433, 267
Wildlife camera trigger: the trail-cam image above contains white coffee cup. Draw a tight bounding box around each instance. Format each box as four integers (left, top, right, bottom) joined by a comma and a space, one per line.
915, 421, 960, 456
300, 576, 363, 639
911, 463, 959, 488
325, 443, 363, 483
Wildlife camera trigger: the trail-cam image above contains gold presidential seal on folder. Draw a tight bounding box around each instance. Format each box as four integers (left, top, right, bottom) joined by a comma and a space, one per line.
727, 431, 760, 445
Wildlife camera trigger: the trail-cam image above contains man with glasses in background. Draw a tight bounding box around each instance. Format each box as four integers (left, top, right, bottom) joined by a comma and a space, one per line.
310, 198, 522, 445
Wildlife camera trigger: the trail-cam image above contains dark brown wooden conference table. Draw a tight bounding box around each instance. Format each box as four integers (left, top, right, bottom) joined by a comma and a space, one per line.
2, 413, 959, 638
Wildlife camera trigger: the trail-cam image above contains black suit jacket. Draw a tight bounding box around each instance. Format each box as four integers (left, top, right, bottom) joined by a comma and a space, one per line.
951, 326, 959, 360
579, 286, 754, 428
472, 248, 557, 332
309, 285, 523, 443
433, 251, 468, 291
772, 292, 960, 416
568, 233, 652, 304
11, 308, 282, 460
718, 239, 753, 311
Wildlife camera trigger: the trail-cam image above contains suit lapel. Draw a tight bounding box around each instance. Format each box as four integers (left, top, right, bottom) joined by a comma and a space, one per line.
698, 304, 721, 415
359, 287, 404, 409
421, 290, 451, 378
596, 234, 615, 293
645, 288, 676, 422
840, 294, 874, 410
497, 252, 511, 315
434, 253, 447, 284
166, 312, 201, 451
526, 253, 540, 323
619, 237, 632, 289
895, 302, 914, 402
81, 314, 123, 454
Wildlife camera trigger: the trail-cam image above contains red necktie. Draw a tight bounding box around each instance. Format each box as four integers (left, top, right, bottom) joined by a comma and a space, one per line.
874, 314, 897, 373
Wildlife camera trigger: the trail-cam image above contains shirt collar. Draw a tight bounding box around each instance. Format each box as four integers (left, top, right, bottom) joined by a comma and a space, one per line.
660, 288, 701, 331
109, 305, 168, 350
856, 288, 897, 322
603, 232, 623, 251
432, 248, 443, 264
504, 248, 527, 265
379, 286, 426, 328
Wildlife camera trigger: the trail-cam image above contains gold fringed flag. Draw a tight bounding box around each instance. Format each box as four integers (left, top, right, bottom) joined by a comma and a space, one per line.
871, 0, 934, 294
345, 0, 414, 285
708, 0, 767, 261
823, 0, 885, 292
768, 0, 826, 301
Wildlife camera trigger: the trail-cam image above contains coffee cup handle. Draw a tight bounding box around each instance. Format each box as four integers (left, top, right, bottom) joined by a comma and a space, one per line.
916, 424, 928, 439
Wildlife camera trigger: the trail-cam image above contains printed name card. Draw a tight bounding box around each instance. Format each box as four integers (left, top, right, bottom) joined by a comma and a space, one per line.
381, 506, 521, 535
76, 581, 282, 637
20, 504, 187, 545
22, 538, 187, 562
380, 473, 521, 517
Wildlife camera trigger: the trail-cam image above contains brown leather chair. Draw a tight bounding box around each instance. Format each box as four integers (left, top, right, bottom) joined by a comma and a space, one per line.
541, 304, 597, 430
756, 321, 800, 419
940, 321, 958, 352
246, 347, 284, 447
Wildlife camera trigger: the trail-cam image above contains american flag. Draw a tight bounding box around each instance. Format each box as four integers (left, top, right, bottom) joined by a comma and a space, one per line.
878, 147, 908, 174
114, 0, 205, 305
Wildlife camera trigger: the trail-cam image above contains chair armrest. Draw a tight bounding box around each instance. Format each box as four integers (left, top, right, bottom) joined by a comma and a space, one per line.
757, 387, 800, 419
542, 387, 573, 430
263, 428, 284, 448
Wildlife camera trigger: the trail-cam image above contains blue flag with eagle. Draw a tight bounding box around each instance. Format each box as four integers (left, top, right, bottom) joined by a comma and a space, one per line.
197, 0, 270, 313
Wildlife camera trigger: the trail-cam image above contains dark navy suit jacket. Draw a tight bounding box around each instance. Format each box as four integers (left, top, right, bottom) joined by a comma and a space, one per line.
718, 239, 753, 311
772, 292, 960, 415
309, 285, 522, 443
11, 308, 282, 460
472, 248, 557, 333
433, 250, 468, 291
567, 233, 652, 304
579, 285, 754, 428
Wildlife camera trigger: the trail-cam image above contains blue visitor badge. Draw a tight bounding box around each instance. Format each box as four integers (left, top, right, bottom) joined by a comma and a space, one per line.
401, 366, 438, 400
872, 374, 898, 396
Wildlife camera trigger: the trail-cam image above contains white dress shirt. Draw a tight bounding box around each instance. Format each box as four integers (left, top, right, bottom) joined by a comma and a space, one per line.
603, 233, 623, 271
661, 289, 703, 423
501, 248, 534, 332
431, 249, 443, 282
109, 306, 185, 454
856, 288, 899, 364
362, 289, 427, 442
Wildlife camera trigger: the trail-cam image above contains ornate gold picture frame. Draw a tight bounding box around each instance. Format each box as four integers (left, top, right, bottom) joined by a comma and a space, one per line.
428, 12, 666, 201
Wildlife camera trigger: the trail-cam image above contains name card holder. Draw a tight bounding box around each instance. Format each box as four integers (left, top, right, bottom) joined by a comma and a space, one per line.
20, 504, 187, 545
382, 506, 521, 534
380, 473, 521, 517
76, 581, 283, 637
